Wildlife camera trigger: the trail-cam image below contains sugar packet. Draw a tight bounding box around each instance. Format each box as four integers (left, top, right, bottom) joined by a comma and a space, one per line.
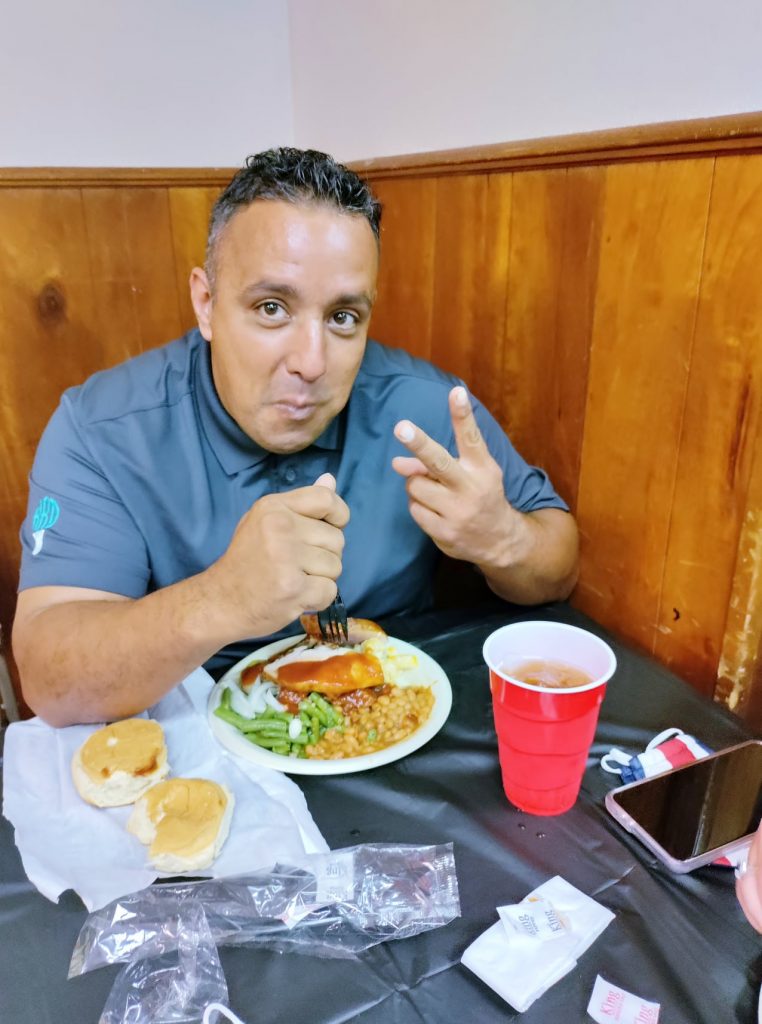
461, 876, 614, 1013
587, 975, 660, 1023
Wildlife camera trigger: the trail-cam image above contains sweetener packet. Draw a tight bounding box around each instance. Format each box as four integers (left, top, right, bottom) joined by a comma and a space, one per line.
498, 896, 569, 941
461, 876, 614, 1013
587, 975, 660, 1023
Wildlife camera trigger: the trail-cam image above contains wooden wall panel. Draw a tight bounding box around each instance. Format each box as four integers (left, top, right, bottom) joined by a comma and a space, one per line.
428, 174, 510, 414
502, 169, 568, 466
573, 159, 714, 655
367, 178, 437, 360
501, 167, 605, 510
669, 155, 762, 709
0, 182, 213, 712
169, 186, 220, 328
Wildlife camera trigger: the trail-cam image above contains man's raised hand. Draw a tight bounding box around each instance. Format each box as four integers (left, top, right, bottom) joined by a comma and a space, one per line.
391, 386, 514, 566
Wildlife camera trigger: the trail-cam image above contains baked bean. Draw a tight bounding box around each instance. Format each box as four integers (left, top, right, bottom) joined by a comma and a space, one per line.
307, 686, 435, 759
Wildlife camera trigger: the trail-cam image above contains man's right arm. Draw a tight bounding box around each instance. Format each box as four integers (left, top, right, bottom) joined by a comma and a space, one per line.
14, 475, 347, 727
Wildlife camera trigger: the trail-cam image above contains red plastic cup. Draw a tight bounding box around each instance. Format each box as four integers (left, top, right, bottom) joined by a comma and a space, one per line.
482, 621, 617, 815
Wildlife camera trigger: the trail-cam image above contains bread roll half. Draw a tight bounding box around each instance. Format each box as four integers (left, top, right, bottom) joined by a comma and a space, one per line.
127, 778, 234, 873
72, 718, 169, 807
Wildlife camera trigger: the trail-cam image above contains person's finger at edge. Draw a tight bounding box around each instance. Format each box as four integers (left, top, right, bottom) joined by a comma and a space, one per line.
737, 863, 762, 932
449, 386, 488, 461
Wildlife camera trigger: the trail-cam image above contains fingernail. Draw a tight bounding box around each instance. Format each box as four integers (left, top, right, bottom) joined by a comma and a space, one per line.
396, 421, 415, 443
453, 386, 468, 407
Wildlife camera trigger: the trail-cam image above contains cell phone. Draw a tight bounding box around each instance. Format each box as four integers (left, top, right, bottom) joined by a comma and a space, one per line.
605, 738, 762, 872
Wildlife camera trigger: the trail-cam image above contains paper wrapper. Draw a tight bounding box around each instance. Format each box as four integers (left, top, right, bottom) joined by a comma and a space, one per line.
2, 668, 328, 911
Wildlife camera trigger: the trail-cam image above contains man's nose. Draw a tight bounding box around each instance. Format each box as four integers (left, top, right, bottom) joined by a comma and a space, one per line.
285, 320, 327, 381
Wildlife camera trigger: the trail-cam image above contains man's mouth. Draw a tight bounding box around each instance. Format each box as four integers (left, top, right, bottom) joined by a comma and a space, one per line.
272, 399, 319, 422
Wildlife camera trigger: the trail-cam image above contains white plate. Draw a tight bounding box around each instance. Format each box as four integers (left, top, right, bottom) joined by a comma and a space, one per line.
207, 634, 452, 775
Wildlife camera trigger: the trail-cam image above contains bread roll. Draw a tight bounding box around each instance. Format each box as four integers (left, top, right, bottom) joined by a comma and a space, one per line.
72, 718, 169, 807
127, 778, 233, 872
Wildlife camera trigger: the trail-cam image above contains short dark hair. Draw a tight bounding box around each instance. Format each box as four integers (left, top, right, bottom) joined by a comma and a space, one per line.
205, 147, 382, 289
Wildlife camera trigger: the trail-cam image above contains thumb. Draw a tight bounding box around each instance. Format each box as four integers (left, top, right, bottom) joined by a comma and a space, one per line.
314, 472, 336, 491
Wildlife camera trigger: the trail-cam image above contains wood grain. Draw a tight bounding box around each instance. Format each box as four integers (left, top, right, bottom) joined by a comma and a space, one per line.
428, 173, 510, 415
366, 177, 437, 360
169, 186, 221, 330
673, 154, 762, 714
500, 167, 604, 510
551, 166, 606, 510
573, 159, 714, 654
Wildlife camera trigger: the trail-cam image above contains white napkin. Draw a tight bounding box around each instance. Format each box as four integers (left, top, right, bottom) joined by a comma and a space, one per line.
461, 875, 615, 1013
2, 668, 328, 911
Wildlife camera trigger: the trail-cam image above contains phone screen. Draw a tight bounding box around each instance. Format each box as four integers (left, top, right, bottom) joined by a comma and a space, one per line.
611, 741, 762, 860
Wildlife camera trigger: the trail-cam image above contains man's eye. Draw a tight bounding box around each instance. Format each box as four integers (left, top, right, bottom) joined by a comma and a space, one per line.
259, 301, 285, 317
331, 311, 358, 329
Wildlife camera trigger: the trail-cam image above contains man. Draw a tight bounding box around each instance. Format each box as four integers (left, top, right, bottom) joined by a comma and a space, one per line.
12, 148, 578, 728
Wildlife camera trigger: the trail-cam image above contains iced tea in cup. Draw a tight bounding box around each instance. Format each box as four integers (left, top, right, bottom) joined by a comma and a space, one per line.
482, 621, 617, 815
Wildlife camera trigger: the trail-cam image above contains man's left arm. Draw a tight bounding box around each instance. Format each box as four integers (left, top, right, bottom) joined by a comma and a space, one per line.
391, 386, 578, 605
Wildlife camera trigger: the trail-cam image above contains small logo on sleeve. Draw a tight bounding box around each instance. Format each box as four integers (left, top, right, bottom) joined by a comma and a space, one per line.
32, 496, 60, 556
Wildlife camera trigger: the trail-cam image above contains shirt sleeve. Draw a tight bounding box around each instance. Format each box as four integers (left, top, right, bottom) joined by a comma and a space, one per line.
18, 394, 151, 597
470, 396, 570, 514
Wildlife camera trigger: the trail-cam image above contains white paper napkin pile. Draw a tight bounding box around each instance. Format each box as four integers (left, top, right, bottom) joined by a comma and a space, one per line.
2, 668, 328, 911
461, 875, 615, 1013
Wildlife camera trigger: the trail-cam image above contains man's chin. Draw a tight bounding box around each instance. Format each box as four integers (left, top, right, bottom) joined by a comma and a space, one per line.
252, 415, 331, 455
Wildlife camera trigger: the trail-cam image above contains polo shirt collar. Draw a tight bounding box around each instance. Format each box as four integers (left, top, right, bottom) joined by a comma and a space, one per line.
193, 334, 343, 476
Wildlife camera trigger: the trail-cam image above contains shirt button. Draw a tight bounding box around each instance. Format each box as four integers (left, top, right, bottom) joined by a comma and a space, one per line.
283, 466, 297, 484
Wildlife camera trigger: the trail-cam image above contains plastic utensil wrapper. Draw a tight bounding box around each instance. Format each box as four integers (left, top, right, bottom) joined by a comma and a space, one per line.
70, 843, 460, 976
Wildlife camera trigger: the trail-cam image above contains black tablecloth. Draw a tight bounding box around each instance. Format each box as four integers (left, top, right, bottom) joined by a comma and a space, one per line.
1, 601, 760, 1023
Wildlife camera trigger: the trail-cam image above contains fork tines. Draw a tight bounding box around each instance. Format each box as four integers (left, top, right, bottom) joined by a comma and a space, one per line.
318, 590, 349, 645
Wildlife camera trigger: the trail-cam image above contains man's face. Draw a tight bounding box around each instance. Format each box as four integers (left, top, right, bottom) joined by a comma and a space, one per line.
191, 200, 378, 454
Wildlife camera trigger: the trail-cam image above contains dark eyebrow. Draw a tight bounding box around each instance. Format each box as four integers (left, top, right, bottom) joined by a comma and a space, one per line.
240, 281, 299, 303
332, 293, 373, 313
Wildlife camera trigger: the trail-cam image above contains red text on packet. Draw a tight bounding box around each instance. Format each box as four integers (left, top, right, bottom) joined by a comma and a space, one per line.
599, 989, 624, 1019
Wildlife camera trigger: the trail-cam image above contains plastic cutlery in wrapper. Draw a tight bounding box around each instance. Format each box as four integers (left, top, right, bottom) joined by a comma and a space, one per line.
72, 843, 460, 978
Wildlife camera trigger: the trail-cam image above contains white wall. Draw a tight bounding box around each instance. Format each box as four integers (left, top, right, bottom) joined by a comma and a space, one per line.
3, 0, 761, 167
1, 0, 293, 166
287, 0, 762, 161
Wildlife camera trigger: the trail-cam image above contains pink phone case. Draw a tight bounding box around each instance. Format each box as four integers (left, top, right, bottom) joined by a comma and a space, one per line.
604, 739, 761, 873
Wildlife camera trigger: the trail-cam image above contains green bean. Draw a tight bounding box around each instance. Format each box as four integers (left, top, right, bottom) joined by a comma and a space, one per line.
245, 733, 286, 750
304, 698, 329, 726
214, 704, 253, 731
240, 719, 288, 733
262, 708, 290, 721
310, 693, 333, 716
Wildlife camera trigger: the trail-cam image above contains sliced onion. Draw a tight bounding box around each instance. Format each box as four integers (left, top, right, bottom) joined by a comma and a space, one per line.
229, 685, 257, 719
288, 718, 302, 740
264, 687, 287, 712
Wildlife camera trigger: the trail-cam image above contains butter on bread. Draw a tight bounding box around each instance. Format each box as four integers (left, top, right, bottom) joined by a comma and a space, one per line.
127, 777, 233, 872
71, 718, 169, 807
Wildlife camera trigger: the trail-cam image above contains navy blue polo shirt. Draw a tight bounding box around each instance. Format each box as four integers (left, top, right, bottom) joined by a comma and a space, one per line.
19, 329, 567, 671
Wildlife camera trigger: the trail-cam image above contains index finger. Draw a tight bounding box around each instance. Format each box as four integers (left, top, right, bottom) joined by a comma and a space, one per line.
393, 419, 461, 483
449, 386, 490, 464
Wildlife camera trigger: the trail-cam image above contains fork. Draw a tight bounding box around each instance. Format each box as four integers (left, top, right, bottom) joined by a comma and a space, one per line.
317, 589, 349, 645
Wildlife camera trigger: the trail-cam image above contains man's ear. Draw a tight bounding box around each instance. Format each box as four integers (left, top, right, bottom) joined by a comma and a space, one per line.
189, 267, 213, 341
